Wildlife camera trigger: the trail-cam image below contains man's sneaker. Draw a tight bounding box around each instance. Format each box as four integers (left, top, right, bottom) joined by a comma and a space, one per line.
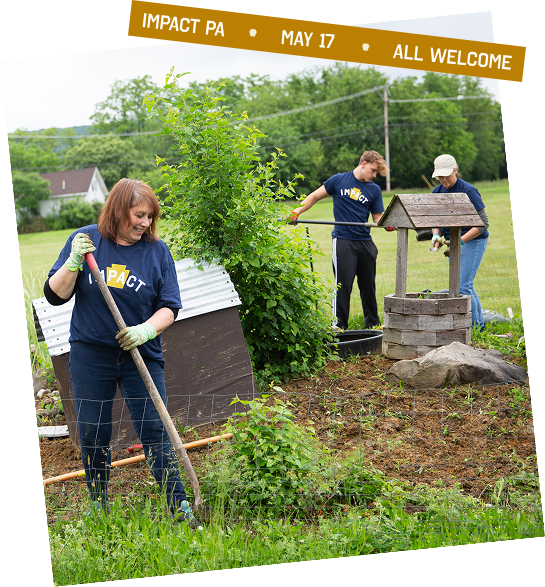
173, 500, 201, 530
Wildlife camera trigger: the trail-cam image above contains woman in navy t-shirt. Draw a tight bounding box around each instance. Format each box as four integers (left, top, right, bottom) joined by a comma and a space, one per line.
430, 154, 490, 331
45, 179, 198, 527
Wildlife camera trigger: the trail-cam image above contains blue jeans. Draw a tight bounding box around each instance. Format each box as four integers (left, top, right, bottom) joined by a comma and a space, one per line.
459, 236, 488, 330
69, 342, 187, 509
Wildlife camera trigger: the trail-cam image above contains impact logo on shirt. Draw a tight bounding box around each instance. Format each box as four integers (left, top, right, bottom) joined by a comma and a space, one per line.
89, 263, 146, 292
342, 187, 369, 204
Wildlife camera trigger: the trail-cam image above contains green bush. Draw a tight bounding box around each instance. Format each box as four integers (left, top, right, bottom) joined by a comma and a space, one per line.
202, 393, 332, 517
12, 171, 51, 231
45, 197, 104, 231
145, 69, 334, 386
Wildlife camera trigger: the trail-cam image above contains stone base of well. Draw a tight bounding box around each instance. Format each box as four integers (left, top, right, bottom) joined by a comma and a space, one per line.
382, 292, 472, 360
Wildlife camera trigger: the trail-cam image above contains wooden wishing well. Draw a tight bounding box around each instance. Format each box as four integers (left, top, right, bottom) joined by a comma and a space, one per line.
376, 193, 484, 360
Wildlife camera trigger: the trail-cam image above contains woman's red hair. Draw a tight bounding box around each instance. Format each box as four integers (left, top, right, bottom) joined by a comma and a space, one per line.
97, 179, 161, 243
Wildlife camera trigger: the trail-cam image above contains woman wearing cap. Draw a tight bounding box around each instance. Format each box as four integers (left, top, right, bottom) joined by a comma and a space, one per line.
44, 178, 198, 527
430, 154, 490, 331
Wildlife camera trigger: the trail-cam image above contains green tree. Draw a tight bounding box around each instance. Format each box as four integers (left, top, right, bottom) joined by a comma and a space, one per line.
91, 75, 165, 134
63, 135, 139, 188
245, 64, 389, 192
9, 135, 59, 172
419, 73, 504, 181
386, 75, 478, 187
187, 65, 389, 193
187, 65, 504, 190
9, 127, 78, 172
12, 171, 51, 227
90, 75, 174, 183
145, 70, 334, 386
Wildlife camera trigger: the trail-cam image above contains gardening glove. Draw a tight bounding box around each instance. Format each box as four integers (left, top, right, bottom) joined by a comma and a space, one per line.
65, 233, 96, 272
429, 234, 442, 253
115, 323, 157, 351
285, 211, 299, 225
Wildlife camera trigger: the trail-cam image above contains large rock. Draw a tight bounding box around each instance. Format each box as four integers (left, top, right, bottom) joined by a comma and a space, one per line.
385, 341, 528, 389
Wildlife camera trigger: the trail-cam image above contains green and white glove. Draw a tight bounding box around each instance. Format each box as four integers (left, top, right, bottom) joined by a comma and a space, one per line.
429, 233, 442, 252
115, 323, 157, 351
65, 233, 96, 272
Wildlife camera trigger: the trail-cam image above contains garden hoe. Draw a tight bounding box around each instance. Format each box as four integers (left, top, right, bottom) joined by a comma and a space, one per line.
84, 252, 202, 509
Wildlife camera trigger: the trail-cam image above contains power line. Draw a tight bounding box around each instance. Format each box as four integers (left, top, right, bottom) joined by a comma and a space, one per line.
11, 117, 503, 171
8, 86, 388, 140
8, 92, 492, 141
259, 120, 503, 150
243, 85, 385, 123
389, 95, 488, 104
8, 131, 160, 139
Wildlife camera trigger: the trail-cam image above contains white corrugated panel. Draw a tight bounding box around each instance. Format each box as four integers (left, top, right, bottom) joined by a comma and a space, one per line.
33, 259, 241, 357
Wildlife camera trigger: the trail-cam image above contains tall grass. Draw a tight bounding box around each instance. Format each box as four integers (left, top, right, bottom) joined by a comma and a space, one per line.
46, 386, 543, 584
22, 269, 52, 372
48, 475, 543, 584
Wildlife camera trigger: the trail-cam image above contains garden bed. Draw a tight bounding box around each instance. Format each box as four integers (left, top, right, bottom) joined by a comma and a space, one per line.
37, 351, 538, 525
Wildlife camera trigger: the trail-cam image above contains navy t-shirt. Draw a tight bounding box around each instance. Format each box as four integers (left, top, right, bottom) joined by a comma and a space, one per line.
48, 225, 182, 364
323, 171, 385, 240
432, 178, 489, 240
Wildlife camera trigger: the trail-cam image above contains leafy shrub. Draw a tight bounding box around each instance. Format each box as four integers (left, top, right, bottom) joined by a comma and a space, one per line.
12, 171, 51, 231
46, 197, 104, 230
202, 393, 332, 517
331, 450, 387, 506
17, 216, 48, 234
144, 69, 334, 386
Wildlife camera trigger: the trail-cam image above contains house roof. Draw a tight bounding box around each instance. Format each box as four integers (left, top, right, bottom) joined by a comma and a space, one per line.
39, 167, 99, 197
376, 193, 484, 230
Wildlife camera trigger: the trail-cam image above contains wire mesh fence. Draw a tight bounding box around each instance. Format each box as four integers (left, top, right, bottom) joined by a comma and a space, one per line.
35, 238, 538, 536
375, 252, 521, 317
39, 375, 540, 531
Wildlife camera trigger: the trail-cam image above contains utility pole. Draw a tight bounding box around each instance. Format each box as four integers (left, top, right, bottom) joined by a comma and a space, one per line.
383, 84, 390, 192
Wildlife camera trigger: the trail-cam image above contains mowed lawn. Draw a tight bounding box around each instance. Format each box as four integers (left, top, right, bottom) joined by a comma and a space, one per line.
18, 179, 521, 324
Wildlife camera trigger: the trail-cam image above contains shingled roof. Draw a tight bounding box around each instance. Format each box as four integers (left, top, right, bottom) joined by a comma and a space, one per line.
39, 167, 98, 196
376, 193, 484, 230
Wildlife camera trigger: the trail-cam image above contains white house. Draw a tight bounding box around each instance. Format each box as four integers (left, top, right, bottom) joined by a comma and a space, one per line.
39, 167, 108, 217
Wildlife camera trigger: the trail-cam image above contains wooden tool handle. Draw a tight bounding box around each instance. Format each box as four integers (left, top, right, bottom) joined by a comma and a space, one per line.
84, 252, 202, 506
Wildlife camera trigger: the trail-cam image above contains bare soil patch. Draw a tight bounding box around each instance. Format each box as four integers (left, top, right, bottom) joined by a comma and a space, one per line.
37, 353, 538, 524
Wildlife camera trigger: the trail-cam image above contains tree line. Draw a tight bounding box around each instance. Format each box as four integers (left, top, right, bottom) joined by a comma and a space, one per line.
9, 64, 505, 231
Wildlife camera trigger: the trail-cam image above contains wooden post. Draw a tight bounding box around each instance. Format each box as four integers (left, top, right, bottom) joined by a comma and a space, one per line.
395, 227, 408, 298
449, 227, 461, 297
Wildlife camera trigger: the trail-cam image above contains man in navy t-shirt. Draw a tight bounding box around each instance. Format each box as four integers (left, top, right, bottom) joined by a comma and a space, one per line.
289, 150, 393, 330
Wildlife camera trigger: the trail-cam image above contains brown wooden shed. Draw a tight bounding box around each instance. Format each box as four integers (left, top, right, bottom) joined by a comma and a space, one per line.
376, 193, 484, 359
33, 259, 256, 450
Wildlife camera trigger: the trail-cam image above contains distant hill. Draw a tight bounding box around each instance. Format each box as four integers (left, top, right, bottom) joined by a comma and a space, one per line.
28, 125, 93, 136
68, 125, 94, 136
18, 125, 95, 155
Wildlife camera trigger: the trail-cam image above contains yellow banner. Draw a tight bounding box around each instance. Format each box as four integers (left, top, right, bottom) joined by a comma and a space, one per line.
128, 2, 525, 82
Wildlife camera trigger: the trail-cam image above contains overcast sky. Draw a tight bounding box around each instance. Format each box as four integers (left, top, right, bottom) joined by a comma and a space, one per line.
0, 12, 500, 133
